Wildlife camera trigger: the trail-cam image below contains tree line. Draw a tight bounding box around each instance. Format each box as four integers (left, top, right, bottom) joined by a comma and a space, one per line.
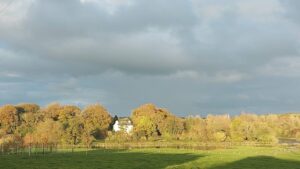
0, 103, 300, 154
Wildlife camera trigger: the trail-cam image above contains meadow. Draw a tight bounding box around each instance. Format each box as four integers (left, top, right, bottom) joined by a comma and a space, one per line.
0, 146, 300, 169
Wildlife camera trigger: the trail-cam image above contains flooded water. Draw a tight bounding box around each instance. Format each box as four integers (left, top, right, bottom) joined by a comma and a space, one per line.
278, 138, 300, 145
93, 143, 232, 150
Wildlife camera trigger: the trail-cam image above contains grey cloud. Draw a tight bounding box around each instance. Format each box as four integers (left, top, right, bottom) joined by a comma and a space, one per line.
281, 0, 300, 24
1, 0, 300, 115
1, 0, 196, 76
2, 0, 299, 77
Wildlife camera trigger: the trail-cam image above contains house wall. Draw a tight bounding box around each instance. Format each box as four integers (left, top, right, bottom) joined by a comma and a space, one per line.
113, 120, 133, 134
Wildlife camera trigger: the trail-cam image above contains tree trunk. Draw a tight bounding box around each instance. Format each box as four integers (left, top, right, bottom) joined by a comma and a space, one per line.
86, 145, 88, 156
42, 144, 45, 155
29, 144, 31, 157
72, 136, 76, 153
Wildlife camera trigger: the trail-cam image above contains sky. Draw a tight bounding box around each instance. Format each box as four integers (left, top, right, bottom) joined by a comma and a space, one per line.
0, 0, 300, 116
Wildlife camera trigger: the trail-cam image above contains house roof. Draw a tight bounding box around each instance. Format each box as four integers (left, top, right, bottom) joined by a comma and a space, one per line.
116, 117, 132, 125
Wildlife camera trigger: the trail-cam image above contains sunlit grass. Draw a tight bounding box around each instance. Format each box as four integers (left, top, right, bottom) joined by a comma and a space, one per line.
0, 146, 299, 169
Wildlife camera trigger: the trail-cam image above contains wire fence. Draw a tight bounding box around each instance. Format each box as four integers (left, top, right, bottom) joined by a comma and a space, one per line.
0, 141, 299, 156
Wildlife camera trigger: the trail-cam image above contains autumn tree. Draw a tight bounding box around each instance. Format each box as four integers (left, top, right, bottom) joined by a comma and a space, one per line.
0, 105, 19, 134
183, 116, 207, 141
253, 121, 277, 143
163, 116, 185, 140
230, 113, 277, 143
131, 103, 184, 140
15, 103, 41, 137
23, 133, 35, 156
58, 105, 81, 126
276, 114, 300, 138
63, 117, 83, 152
81, 104, 112, 141
16, 103, 40, 114
133, 116, 156, 140
230, 114, 257, 142
34, 119, 63, 153
42, 103, 63, 121
1, 102, 300, 151
206, 114, 231, 142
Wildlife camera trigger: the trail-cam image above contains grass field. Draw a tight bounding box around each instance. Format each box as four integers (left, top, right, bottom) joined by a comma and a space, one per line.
0, 146, 300, 169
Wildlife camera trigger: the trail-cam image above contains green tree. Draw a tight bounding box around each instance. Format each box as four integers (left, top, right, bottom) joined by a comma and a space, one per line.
134, 116, 156, 140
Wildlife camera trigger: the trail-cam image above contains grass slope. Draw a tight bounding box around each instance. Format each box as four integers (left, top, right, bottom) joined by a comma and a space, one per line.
0, 147, 300, 169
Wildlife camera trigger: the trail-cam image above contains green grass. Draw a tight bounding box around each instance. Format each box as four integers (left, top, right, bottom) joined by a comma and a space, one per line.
0, 146, 300, 169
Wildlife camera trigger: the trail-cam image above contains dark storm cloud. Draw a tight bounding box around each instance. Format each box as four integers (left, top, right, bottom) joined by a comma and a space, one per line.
1, 0, 300, 115
0, 0, 196, 76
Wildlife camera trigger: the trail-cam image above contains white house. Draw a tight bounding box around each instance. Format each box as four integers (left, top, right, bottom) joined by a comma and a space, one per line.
113, 117, 133, 134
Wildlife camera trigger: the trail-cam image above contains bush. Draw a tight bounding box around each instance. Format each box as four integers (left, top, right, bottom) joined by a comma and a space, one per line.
214, 131, 226, 142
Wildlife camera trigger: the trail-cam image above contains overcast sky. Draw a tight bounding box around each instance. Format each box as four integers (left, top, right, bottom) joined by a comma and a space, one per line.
1, 0, 300, 116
